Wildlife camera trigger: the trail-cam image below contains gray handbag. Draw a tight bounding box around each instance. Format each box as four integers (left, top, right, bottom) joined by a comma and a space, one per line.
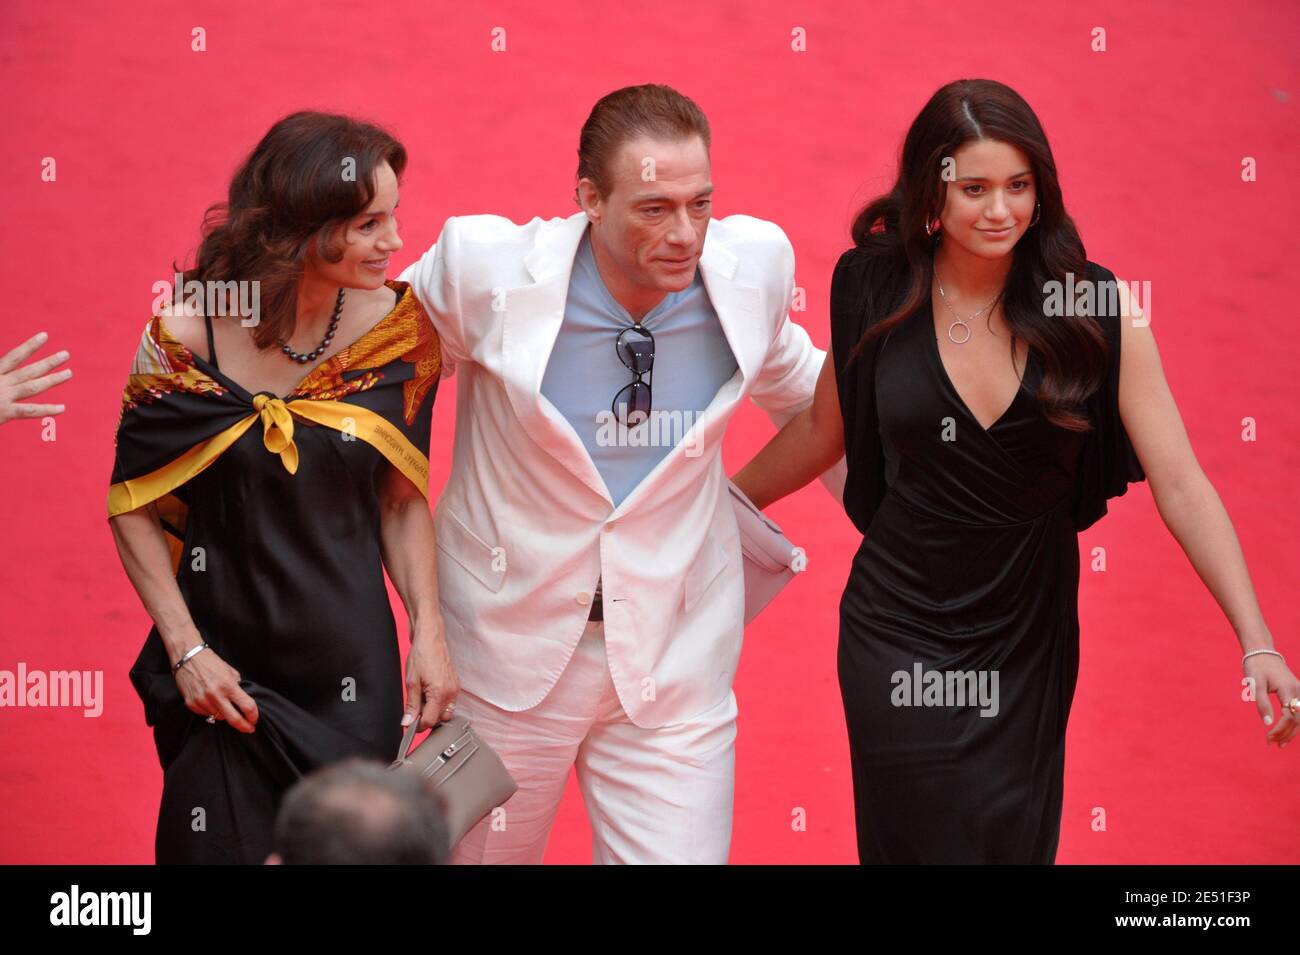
389, 714, 518, 849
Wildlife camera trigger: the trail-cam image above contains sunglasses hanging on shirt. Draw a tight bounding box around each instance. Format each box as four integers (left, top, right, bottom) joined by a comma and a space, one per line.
613, 323, 655, 427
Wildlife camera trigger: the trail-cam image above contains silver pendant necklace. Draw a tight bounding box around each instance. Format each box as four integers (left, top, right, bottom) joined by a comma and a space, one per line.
935, 272, 1001, 345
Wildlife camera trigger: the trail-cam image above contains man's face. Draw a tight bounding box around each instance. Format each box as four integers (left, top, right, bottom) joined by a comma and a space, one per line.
580, 134, 713, 296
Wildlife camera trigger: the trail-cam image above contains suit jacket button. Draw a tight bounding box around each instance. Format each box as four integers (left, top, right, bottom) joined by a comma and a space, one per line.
576, 592, 591, 606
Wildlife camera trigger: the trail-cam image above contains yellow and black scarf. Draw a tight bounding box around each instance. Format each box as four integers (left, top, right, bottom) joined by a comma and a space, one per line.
107, 280, 440, 570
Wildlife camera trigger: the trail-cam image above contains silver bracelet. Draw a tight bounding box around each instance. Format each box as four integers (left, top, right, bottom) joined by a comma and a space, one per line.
1242, 648, 1285, 667
172, 642, 210, 673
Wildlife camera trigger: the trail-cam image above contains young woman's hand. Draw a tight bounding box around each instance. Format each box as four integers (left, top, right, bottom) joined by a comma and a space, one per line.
1245, 654, 1299, 748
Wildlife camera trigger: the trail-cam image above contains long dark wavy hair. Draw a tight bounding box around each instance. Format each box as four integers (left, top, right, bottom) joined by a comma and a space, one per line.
176, 111, 407, 349
846, 79, 1107, 432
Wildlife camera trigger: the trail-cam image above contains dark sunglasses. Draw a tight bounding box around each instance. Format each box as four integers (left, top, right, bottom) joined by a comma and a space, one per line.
613, 323, 655, 426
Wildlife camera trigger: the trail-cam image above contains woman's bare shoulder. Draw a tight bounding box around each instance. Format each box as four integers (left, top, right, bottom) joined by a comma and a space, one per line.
154, 300, 210, 362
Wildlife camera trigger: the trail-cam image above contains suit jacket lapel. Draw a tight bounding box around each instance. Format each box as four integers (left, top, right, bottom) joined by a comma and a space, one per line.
501, 213, 612, 504
696, 229, 758, 395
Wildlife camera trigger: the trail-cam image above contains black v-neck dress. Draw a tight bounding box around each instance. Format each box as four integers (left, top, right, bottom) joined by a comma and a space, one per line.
829, 247, 1145, 864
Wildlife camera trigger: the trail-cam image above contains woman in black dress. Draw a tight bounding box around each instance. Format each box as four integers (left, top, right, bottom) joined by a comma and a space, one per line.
733, 79, 1296, 863
108, 112, 459, 864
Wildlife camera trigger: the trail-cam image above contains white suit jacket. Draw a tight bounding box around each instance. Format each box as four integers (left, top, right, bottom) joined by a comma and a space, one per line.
400, 211, 844, 728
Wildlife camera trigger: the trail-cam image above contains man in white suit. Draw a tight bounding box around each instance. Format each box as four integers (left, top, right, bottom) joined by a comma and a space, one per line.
399, 84, 841, 863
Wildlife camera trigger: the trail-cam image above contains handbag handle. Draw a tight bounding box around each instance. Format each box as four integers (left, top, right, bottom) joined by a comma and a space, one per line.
397, 718, 432, 762
395, 716, 456, 762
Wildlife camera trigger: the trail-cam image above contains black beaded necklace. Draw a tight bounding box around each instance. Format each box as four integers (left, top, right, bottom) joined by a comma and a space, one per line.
279, 288, 345, 364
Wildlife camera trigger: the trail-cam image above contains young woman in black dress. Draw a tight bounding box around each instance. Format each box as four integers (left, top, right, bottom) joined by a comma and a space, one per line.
733, 79, 1295, 863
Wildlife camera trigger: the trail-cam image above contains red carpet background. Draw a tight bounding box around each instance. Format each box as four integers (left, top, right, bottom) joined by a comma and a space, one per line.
0, 0, 1296, 864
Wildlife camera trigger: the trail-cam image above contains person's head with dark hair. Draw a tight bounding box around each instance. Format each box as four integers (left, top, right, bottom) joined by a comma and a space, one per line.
847, 78, 1107, 431
179, 110, 406, 350
266, 758, 450, 865
573, 83, 714, 322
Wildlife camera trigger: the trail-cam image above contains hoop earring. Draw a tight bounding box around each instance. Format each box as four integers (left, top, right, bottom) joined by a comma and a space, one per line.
924, 217, 941, 237
1028, 202, 1041, 227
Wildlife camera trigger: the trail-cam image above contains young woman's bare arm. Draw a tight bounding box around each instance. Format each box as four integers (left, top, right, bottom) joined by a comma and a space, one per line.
731, 348, 845, 510
1114, 280, 1297, 747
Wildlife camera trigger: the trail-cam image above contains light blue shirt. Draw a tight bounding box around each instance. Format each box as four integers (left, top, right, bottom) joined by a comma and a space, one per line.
540, 225, 739, 507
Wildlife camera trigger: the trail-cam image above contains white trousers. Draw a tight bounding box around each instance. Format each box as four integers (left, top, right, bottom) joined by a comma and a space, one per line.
448, 618, 739, 864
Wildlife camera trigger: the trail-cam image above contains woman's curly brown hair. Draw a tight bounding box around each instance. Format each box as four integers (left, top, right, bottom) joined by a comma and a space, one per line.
175, 111, 406, 349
